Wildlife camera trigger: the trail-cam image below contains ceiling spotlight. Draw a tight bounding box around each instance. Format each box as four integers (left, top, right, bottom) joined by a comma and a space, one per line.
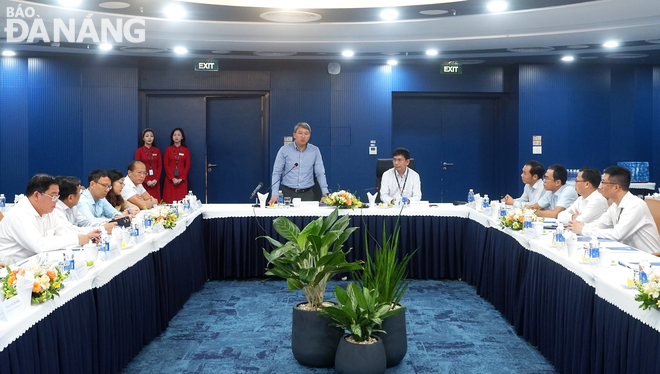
426, 49, 439, 56
603, 41, 619, 48
164, 5, 185, 19
387, 60, 398, 66
59, 0, 80, 6
561, 56, 574, 62
487, 1, 507, 12
380, 9, 398, 20
173, 47, 188, 54
99, 43, 113, 50
342, 50, 354, 57
2, 51, 16, 57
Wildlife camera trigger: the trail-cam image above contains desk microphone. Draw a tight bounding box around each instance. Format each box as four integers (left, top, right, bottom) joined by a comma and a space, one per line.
256, 163, 298, 206
452, 201, 467, 206
249, 182, 264, 200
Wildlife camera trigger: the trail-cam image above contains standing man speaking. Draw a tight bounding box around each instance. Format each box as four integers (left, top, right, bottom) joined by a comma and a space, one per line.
269, 122, 329, 204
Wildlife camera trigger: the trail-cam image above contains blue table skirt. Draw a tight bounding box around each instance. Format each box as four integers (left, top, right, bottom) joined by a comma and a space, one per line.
0, 215, 206, 374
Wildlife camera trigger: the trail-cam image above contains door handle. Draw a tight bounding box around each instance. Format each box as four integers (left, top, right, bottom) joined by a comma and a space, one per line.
442, 162, 453, 171
208, 163, 217, 172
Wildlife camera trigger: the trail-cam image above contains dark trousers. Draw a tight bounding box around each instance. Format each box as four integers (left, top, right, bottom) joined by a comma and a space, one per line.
281, 185, 316, 201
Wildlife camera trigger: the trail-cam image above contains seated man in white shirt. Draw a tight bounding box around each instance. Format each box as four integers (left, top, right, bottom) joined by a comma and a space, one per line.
0, 174, 100, 263
502, 160, 545, 206
122, 160, 159, 210
557, 167, 608, 224
526, 164, 578, 218
55, 176, 117, 234
379, 147, 422, 205
568, 166, 660, 255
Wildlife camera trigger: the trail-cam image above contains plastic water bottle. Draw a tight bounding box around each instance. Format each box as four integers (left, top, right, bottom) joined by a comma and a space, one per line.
0, 194, 5, 212
277, 190, 283, 207
483, 195, 491, 215
553, 223, 565, 248
467, 189, 475, 209
144, 214, 152, 233
589, 238, 600, 266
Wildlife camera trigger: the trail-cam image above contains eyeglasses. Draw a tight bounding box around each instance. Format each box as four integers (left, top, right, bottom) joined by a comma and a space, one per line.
600, 180, 618, 186
119, 182, 125, 187
575, 179, 588, 183
392, 158, 407, 163
40, 192, 60, 202
97, 182, 112, 190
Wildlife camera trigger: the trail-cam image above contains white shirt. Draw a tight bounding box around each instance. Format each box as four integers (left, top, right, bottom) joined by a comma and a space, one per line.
379, 167, 422, 204
0, 198, 79, 263
121, 177, 147, 202
557, 190, 609, 224
582, 192, 660, 254
515, 179, 545, 205
54, 200, 105, 234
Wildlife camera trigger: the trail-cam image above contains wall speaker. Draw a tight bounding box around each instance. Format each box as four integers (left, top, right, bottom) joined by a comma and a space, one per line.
328, 62, 341, 75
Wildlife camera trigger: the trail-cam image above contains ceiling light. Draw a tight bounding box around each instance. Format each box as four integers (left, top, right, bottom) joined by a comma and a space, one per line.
59, 0, 80, 6
2, 51, 16, 57
99, 43, 113, 51
561, 56, 574, 62
342, 50, 354, 57
164, 5, 185, 19
380, 9, 398, 20
603, 41, 619, 48
426, 49, 439, 56
173, 47, 187, 54
387, 60, 398, 66
487, 1, 507, 12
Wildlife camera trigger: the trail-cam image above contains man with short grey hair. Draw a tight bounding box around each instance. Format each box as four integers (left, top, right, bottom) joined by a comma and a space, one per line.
269, 122, 329, 204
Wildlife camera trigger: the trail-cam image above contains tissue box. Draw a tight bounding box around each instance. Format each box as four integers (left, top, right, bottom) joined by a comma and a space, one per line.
617, 162, 649, 182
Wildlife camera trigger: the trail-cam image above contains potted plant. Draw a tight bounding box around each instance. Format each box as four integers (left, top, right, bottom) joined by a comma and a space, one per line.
262, 208, 363, 367
355, 220, 417, 367
320, 283, 402, 374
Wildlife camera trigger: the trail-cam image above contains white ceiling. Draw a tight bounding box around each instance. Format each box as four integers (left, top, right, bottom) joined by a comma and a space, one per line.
2, 0, 660, 64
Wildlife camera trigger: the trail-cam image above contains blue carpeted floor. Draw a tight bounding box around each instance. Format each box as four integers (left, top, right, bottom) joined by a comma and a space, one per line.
121, 279, 558, 374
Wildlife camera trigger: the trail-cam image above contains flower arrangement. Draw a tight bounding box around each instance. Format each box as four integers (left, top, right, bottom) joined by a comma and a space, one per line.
1, 261, 69, 304
323, 190, 364, 209
147, 205, 179, 229
499, 208, 537, 230
634, 271, 660, 310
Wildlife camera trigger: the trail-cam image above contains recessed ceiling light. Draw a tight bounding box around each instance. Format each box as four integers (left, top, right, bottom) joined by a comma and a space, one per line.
487, 1, 507, 12
59, 0, 80, 6
380, 9, 398, 20
164, 5, 185, 19
173, 47, 187, 54
98, 2, 130, 9
603, 41, 619, 48
387, 60, 398, 66
420, 10, 448, 16
99, 43, 112, 50
426, 49, 439, 56
2, 51, 16, 57
342, 50, 354, 57
561, 56, 574, 62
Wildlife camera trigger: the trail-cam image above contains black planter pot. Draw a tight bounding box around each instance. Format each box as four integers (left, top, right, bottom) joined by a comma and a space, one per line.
373, 306, 407, 367
291, 301, 344, 367
335, 334, 387, 374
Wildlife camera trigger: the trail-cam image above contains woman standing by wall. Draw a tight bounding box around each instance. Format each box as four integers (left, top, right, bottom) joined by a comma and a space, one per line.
134, 128, 162, 202
163, 127, 190, 203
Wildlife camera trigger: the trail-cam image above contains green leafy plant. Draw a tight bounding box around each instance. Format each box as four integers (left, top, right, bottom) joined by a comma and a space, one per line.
320, 283, 402, 342
262, 208, 363, 310
355, 220, 416, 309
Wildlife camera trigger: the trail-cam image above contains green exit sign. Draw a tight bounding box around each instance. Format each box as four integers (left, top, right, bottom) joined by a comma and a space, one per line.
441, 63, 462, 74
195, 60, 218, 71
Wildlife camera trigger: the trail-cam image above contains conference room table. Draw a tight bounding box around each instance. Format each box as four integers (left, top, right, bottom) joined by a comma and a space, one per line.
203, 203, 660, 374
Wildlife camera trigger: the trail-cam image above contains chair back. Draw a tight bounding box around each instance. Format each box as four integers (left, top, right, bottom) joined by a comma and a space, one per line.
375, 158, 416, 203
645, 198, 660, 238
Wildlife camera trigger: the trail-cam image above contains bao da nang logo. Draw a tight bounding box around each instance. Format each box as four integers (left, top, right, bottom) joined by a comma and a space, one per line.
4, 6, 146, 43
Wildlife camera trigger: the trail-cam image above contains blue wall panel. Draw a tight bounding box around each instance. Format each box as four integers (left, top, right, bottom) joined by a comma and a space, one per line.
0, 58, 29, 196
653, 67, 660, 184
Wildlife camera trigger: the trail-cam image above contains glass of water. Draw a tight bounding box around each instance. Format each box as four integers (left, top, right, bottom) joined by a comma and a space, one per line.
283, 197, 292, 208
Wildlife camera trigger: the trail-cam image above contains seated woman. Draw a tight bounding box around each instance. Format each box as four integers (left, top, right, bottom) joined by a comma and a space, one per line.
107, 169, 140, 214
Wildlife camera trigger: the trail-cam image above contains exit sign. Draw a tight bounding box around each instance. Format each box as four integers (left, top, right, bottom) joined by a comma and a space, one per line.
195, 60, 219, 71
441, 63, 462, 74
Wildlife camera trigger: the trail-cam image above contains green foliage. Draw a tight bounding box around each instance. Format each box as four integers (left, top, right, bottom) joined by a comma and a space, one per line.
261, 208, 363, 310
355, 219, 417, 308
320, 283, 402, 342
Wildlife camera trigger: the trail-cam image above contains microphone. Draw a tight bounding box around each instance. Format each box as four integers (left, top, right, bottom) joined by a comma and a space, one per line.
452, 201, 467, 206
249, 182, 264, 200
264, 163, 299, 196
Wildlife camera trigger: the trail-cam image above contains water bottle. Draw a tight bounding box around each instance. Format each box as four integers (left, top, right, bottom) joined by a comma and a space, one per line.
483, 195, 491, 215
0, 194, 5, 212
589, 238, 600, 266
277, 190, 283, 207
553, 223, 565, 248
523, 212, 533, 232
184, 198, 191, 214
467, 189, 475, 209
144, 214, 152, 233
499, 204, 507, 218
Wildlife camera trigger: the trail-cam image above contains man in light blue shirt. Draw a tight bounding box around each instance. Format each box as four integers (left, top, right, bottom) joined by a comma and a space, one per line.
527, 164, 578, 218
77, 169, 126, 220
269, 122, 329, 203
